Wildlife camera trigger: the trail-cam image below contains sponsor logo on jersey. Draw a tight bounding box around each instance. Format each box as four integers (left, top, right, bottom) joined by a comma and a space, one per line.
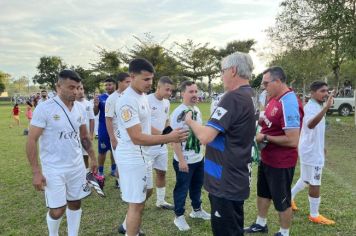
152, 106, 157, 110
59, 131, 79, 140
53, 114, 60, 121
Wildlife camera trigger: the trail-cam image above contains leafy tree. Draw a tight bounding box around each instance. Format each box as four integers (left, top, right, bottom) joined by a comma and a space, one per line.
268, 0, 356, 88
218, 39, 256, 59
269, 46, 329, 98
91, 47, 122, 76
124, 33, 181, 90
0, 71, 11, 93
34, 56, 66, 90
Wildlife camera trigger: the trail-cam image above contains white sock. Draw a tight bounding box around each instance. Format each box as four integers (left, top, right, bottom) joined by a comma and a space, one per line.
66, 208, 82, 236
156, 187, 166, 203
46, 212, 62, 236
291, 178, 307, 199
256, 215, 267, 226
279, 227, 289, 236
309, 196, 320, 217
122, 215, 127, 230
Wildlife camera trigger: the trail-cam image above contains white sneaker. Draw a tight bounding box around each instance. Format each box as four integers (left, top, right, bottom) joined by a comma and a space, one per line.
174, 215, 190, 231
189, 209, 211, 220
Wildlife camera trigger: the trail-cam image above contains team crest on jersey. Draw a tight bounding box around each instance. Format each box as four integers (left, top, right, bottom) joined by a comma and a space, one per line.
86, 106, 90, 111
152, 106, 157, 110
211, 107, 227, 120
141, 105, 145, 110
270, 107, 278, 116
120, 105, 133, 122
53, 114, 60, 121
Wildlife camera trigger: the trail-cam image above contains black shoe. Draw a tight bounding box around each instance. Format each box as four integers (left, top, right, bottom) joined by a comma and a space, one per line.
118, 224, 145, 236
244, 223, 268, 234
274, 232, 283, 236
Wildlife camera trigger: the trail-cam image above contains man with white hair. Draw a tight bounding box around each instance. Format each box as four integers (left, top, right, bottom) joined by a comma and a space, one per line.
184, 52, 256, 236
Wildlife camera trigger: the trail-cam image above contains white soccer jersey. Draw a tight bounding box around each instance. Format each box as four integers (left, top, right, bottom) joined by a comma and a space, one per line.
31, 96, 86, 172
298, 99, 326, 166
147, 93, 170, 153
170, 104, 203, 164
115, 86, 151, 164
77, 99, 95, 132
105, 91, 122, 140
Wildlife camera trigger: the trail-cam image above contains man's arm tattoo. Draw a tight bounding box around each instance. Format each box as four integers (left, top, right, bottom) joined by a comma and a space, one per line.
81, 137, 92, 152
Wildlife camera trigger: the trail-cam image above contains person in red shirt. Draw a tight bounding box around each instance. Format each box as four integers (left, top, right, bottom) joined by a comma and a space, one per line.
11, 103, 21, 127
245, 67, 303, 236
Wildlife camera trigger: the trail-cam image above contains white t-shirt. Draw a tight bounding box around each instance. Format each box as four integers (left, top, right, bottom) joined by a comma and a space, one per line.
210, 93, 225, 115
147, 93, 170, 153
77, 99, 95, 132
298, 99, 325, 166
115, 86, 151, 164
170, 104, 203, 164
31, 96, 86, 172
105, 91, 122, 140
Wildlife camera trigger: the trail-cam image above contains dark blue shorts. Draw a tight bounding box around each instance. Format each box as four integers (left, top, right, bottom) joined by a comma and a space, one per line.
98, 134, 111, 154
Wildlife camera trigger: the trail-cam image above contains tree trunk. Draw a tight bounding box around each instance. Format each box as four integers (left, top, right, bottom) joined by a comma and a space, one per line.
302, 78, 306, 105
208, 75, 212, 98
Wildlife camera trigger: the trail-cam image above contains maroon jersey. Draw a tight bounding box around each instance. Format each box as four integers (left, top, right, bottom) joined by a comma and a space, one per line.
260, 90, 304, 168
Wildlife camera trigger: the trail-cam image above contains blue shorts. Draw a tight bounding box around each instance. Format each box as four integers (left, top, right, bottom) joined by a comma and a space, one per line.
98, 134, 111, 154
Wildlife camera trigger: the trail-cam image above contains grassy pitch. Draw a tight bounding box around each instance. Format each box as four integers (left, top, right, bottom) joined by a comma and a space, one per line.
0, 101, 355, 235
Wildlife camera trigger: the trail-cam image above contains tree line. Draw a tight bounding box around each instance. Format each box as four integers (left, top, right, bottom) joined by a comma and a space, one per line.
1, 0, 355, 97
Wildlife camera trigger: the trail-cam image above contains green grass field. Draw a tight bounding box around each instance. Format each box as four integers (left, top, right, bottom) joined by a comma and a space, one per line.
0, 101, 355, 235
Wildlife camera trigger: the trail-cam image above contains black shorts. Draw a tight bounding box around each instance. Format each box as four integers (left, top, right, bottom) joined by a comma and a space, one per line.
257, 162, 295, 212
209, 193, 244, 236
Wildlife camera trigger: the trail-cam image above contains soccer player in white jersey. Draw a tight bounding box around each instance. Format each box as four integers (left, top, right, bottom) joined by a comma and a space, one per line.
147, 76, 174, 210
105, 72, 131, 187
115, 58, 189, 236
291, 81, 335, 225
76, 83, 95, 172
26, 69, 98, 236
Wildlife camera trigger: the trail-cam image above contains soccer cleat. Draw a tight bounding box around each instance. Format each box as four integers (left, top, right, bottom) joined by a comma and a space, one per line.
189, 208, 211, 220
244, 223, 268, 234
291, 200, 298, 211
174, 215, 190, 231
86, 172, 105, 197
308, 215, 335, 225
118, 224, 145, 235
274, 232, 283, 236
156, 201, 174, 210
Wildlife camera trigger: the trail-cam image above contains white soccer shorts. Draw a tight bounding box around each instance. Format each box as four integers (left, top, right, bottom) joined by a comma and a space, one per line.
151, 151, 168, 171
300, 164, 323, 186
43, 167, 91, 208
117, 159, 153, 203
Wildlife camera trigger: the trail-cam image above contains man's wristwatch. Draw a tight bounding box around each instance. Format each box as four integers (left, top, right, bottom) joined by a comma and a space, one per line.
262, 134, 269, 144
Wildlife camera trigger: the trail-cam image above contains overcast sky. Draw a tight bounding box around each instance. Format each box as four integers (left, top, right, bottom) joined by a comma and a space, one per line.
0, 0, 281, 79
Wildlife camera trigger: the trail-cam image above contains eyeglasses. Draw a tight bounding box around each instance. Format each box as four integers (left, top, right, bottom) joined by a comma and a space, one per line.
261, 79, 277, 87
